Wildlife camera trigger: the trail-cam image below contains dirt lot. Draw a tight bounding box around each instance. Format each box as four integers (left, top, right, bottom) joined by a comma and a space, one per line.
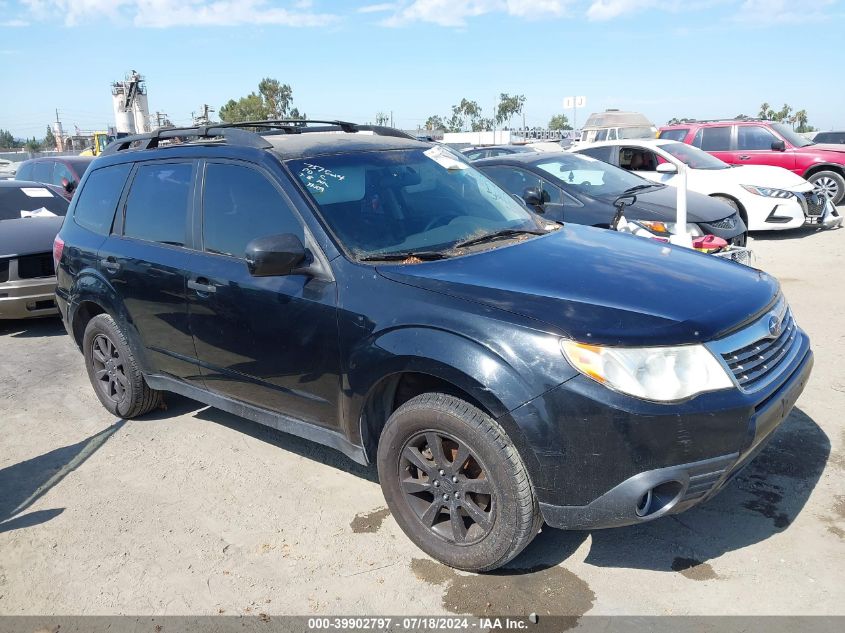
1, 225, 843, 618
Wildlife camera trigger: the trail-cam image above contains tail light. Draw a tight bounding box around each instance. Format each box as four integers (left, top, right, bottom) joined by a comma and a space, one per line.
53, 234, 65, 272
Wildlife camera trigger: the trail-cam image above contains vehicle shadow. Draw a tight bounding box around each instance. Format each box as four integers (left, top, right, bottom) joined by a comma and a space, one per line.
0, 316, 66, 338
0, 420, 125, 534
167, 395, 379, 483
509, 406, 829, 573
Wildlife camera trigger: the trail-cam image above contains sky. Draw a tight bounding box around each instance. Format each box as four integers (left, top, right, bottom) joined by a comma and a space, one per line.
1, 0, 844, 139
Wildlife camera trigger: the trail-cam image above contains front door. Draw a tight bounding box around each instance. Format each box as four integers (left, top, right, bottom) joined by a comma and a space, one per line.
186, 160, 341, 427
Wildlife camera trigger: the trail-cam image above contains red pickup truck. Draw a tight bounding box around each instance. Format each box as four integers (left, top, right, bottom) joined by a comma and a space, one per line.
658, 120, 845, 205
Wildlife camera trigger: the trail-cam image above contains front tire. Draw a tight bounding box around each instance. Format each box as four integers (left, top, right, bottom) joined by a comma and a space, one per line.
377, 393, 540, 572
808, 170, 845, 206
82, 314, 162, 418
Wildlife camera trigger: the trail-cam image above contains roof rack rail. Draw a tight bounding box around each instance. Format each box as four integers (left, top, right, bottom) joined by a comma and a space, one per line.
671, 116, 766, 124
101, 119, 415, 156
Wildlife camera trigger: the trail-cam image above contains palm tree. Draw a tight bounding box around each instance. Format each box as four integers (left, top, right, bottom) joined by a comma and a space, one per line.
758, 102, 772, 120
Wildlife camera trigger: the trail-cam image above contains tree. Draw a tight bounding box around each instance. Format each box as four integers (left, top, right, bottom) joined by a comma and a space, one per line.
219, 77, 300, 123
548, 114, 572, 131
0, 129, 19, 149
425, 115, 445, 131
375, 112, 390, 126
793, 110, 814, 133
44, 125, 57, 151
758, 102, 775, 120
495, 93, 526, 128
446, 98, 483, 132
773, 103, 793, 123
24, 137, 41, 154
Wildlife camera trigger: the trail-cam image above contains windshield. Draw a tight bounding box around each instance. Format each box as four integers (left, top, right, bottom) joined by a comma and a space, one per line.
534, 152, 653, 197
289, 148, 541, 258
0, 185, 68, 221
661, 142, 730, 170
771, 123, 814, 148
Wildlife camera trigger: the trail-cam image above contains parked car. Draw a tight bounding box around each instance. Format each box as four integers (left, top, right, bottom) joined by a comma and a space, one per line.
56, 122, 811, 572
573, 139, 841, 230
15, 156, 95, 200
460, 144, 538, 160
658, 120, 845, 205
812, 131, 845, 145
0, 158, 19, 179
473, 151, 748, 245
576, 109, 657, 146
0, 180, 68, 319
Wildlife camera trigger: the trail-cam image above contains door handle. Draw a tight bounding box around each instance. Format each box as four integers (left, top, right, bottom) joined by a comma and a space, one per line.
738, 155, 751, 160
188, 278, 217, 294
100, 257, 120, 273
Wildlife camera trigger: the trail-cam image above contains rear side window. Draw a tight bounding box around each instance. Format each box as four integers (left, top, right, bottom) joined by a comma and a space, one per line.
578, 146, 614, 163
696, 126, 731, 151
202, 163, 302, 258
73, 164, 131, 235
123, 163, 192, 246
53, 161, 75, 186
658, 128, 689, 142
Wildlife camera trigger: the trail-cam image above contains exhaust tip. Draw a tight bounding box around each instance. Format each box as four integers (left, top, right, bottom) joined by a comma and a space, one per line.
635, 480, 683, 518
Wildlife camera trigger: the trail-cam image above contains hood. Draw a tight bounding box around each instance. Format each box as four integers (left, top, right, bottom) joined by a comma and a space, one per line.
810, 143, 845, 156
378, 225, 778, 346
0, 217, 64, 258
722, 165, 812, 191
596, 185, 735, 223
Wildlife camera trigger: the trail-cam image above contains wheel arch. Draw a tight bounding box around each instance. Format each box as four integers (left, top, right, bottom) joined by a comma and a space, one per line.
802, 162, 845, 179
709, 193, 748, 228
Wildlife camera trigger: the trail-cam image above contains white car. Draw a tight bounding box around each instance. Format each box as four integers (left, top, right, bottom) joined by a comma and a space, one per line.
573, 139, 842, 231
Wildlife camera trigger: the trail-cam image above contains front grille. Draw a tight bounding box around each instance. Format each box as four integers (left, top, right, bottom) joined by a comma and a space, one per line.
705, 216, 736, 230
721, 309, 798, 391
0, 259, 8, 283
679, 455, 736, 503
802, 192, 825, 216
17, 252, 55, 279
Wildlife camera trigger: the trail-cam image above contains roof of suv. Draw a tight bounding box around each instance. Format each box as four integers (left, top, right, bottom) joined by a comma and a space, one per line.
660, 119, 777, 129
264, 133, 429, 160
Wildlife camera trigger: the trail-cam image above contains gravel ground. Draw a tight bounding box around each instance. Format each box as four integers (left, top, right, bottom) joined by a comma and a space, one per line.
0, 224, 843, 618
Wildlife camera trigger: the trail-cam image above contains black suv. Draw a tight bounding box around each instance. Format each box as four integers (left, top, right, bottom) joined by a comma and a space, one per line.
54, 121, 813, 572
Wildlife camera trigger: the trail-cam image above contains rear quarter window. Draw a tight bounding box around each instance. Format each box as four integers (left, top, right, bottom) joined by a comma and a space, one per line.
16, 162, 34, 181
578, 146, 614, 163
73, 163, 132, 235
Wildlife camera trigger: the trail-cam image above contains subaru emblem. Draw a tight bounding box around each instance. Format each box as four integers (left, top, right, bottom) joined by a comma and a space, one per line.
768, 315, 781, 338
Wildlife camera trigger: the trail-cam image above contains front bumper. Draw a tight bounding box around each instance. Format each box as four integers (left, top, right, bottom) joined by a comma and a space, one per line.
0, 278, 58, 319
538, 346, 813, 529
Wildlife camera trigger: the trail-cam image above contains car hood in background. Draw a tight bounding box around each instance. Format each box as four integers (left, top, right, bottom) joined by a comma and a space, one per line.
0, 217, 64, 258
722, 165, 812, 191
596, 185, 736, 224
378, 225, 778, 346
807, 144, 845, 156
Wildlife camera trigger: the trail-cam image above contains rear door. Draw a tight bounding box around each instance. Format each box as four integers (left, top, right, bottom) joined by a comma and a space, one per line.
185, 159, 341, 426
96, 160, 201, 381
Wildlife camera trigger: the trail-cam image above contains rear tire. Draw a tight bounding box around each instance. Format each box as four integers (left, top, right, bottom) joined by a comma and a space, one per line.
83, 314, 162, 418
808, 170, 845, 206
377, 393, 540, 572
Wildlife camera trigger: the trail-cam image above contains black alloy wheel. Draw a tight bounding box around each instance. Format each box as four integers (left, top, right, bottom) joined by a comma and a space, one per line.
90, 333, 129, 404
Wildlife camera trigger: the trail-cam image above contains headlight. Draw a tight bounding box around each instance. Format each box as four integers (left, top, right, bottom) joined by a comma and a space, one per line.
629, 220, 704, 238
741, 185, 794, 199
560, 340, 734, 402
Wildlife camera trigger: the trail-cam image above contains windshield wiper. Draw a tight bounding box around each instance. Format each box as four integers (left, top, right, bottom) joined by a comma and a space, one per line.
455, 228, 546, 249
359, 250, 450, 262
620, 183, 664, 195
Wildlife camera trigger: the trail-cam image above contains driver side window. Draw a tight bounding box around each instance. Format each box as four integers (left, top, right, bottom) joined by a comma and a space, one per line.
619, 147, 659, 172
480, 166, 564, 204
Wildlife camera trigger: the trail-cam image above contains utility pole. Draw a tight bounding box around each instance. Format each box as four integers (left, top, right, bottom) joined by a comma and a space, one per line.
195, 104, 215, 125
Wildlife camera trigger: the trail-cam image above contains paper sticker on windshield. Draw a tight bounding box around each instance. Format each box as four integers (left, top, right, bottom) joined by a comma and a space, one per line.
299, 162, 345, 195
424, 146, 468, 171
20, 187, 54, 198
20, 207, 57, 218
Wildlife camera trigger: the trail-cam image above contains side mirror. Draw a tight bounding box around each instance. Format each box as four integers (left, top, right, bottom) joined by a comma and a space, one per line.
522, 187, 545, 210
771, 140, 786, 151
656, 163, 678, 174
244, 233, 306, 277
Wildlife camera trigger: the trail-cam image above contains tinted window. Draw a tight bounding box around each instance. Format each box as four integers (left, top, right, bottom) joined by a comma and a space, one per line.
814, 132, 845, 144
578, 146, 614, 163
658, 128, 689, 142
463, 150, 486, 160
53, 161, 75, 186
202, 163, 302, 258
697, 126, 731, 151
123, 163, 192, 246
737, 125, 776, 151
0, 185, 68, 220
16, 162, 33, 181
73, 164, 131, 235
482, 166, 565, 204
33, 160, 53, 183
